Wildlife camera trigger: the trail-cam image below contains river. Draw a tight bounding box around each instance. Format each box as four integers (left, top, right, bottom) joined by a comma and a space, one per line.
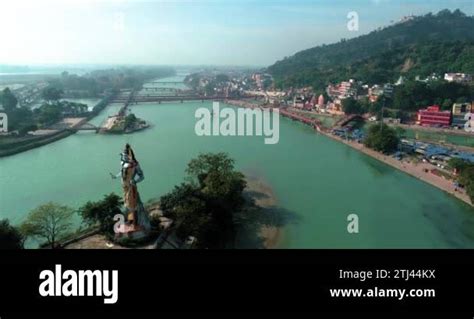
1, 75, 474, 248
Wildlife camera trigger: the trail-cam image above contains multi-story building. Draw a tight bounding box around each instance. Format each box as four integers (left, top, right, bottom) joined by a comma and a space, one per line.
326, 79, 357, 100
338, 80, 357, 98
368, 83, 394, 102
326, 84, 339, 98
452, 102, 472, 115
452, 103, 472, 129
417, 105, 451, 127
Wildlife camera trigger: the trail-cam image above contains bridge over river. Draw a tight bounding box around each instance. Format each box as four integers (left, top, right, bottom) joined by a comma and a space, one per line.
147, 81, 184, 85
111, 95, 228, 103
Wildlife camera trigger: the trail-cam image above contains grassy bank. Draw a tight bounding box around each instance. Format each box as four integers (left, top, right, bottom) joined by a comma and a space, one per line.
403, 128, 474, 148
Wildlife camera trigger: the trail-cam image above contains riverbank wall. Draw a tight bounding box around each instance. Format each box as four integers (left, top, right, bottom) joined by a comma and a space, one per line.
0, 130, 75, 158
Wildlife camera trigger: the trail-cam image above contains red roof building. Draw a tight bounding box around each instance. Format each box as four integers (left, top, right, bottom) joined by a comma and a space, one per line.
417, 105, 451, 127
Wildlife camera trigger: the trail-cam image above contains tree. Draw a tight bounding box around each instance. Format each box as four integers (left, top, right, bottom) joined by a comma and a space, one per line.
342, 98, 363, 115
394, 126, 406, 139
160, 153, 247, 248
448, 159, 474, 203
42, 87, 63, 103
159, 183, 209, 240
79, 193, 123, 238
6, 106, 34, 133
215, 74, 230, 83
441, 98, 453, 110
458, 166, 474, 204
448, 158, 471, 172
37, 103, 62, 125
364, 123, 400, 154
186, 152, 246, 200
0, 88, 18, 111
20, 203, 75, 248
0, 219, 24, 249
124, 113, 137, 129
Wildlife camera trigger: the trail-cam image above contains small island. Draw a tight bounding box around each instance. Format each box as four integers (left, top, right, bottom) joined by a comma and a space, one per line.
101, 113, 149, 134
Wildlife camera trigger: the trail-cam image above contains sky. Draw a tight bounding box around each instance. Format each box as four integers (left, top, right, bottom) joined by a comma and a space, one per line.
0, 0, 473, 67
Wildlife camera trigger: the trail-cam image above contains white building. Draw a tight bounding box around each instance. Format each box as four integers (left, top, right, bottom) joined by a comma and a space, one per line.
464, 113, 474, 133
444, 73, 472, 83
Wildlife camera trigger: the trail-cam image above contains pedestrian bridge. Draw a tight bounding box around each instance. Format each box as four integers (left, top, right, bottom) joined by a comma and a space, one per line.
148, 81, 183, 85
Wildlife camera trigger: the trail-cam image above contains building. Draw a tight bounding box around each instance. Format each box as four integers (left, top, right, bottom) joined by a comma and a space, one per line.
317, 94, 325, 109
383, 117, 401, 125
464, 113, 474, 133
383, 83, 394, 97
452, 103, 472, 129
368, 85, 384, 102
338, 80, 357, 98
293, 95, 306, 108
452, 103, 472, 115
326, 79, 357, 100
444, 73, 472, 83
417, 105, 451, 127
303, 102, 314, 111
326, 84, 339, 98
395, 76, 405, 86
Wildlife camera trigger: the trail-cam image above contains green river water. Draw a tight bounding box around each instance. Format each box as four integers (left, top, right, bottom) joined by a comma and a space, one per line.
1, 76, 474, 248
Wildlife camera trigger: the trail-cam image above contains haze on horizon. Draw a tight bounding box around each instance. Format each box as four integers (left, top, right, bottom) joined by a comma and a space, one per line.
1, 0, 473, 67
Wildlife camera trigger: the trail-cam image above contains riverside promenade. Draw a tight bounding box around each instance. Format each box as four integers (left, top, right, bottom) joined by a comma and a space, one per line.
226, 99, 472, 207
325, 133, 472, 206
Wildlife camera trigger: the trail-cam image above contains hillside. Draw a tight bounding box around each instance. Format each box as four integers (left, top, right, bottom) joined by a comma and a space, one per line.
268, 9, 474, 89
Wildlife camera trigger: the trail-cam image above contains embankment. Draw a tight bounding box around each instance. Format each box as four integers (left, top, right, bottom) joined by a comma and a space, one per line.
0, 130, 75, 157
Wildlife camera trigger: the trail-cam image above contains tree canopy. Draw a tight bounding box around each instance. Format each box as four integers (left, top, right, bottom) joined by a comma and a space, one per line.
342, 98, 364, 115
364, 123, 400, 154
79, 193, 123, 238
268, 10, 474, 91
0, 88, 36, 134
160, 153, 247, 248
42, 87, 63, 103
20, 202, 75, 248
448, 158, 474, 203
0, 88, 18, 111
392, 80, 473, 111
0, 219, 24, 249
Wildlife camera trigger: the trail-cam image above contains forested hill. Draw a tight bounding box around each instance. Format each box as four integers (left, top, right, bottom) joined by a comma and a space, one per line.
267, 9, 474, 89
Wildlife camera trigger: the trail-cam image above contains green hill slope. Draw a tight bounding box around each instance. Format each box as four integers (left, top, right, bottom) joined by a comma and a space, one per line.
268, 9, 474, 89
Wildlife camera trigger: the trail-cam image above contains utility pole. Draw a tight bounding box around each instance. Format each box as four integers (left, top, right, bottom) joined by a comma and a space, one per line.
380, 95, 385, 134
380, 84, 392, 133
